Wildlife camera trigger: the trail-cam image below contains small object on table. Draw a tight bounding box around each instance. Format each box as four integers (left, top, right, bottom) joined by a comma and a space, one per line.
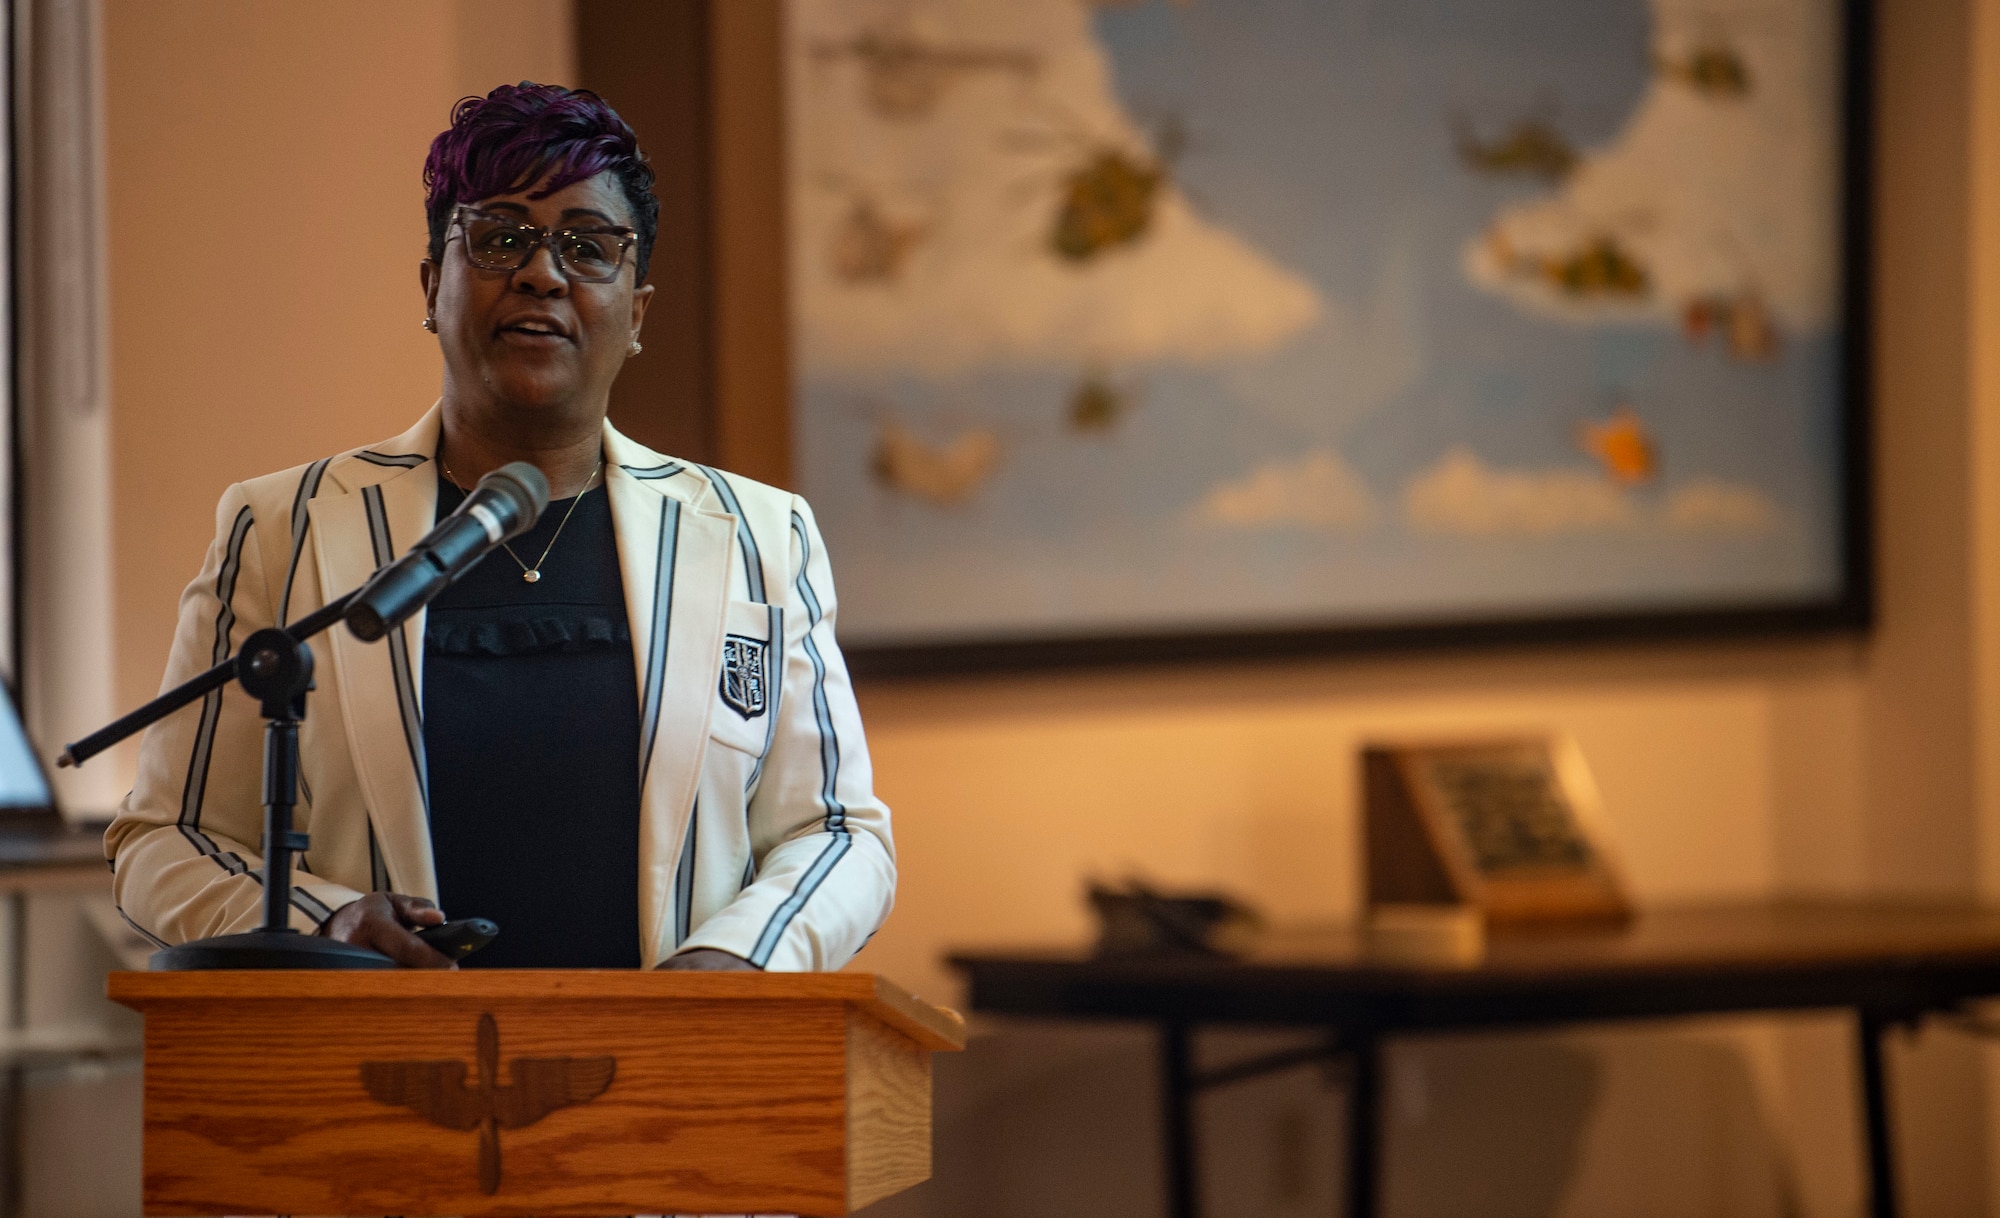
1087, 879, 1260, 958
1365, 902, 1485, 964
414, 917, 499, 961
1363, 735, 1631, 925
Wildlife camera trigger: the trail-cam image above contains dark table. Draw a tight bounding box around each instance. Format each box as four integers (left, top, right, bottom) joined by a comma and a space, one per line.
948, 902, 2000, 1218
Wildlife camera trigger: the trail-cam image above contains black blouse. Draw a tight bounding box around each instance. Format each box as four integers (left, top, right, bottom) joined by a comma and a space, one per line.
421, 475, 642, 968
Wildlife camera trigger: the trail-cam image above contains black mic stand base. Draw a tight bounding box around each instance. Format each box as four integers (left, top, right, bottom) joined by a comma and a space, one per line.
66, 598, 430, 972
144, 625, 396, 972
151, 930, 393, 971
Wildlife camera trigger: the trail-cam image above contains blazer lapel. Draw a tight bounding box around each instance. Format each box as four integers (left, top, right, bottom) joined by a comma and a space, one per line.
605, 431, 734, 965
311, 451, 440, 899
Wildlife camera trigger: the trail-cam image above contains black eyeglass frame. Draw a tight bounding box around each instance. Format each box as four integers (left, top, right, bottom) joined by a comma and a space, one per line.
446, 205, 640, 284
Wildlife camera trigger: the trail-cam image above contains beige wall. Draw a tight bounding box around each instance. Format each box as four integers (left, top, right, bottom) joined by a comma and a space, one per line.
104, 0, 574, 738
97, 0, 2000, 1213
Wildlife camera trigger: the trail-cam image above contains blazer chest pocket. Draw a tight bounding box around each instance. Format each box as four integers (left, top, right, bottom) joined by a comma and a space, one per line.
709, 600, 784, 757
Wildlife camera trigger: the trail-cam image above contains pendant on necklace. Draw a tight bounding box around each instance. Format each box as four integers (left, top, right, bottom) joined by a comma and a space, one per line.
522, 570, 541, 584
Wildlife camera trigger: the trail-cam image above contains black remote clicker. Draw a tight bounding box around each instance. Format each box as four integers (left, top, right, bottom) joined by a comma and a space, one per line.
415, 917, 500, 960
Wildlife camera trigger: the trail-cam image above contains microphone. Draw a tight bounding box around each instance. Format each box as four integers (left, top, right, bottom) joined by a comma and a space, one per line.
344, 461, 550, 642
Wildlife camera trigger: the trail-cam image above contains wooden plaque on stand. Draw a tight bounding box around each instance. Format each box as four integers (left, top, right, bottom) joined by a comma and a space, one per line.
1362, 737, 1631, 925
108, 970, 965, 1217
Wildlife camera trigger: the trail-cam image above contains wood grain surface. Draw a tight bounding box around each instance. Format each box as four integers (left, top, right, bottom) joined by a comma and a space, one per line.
110, 968, 967, 1049
845, 1008, 930, 1211
108, 971, 963, 1217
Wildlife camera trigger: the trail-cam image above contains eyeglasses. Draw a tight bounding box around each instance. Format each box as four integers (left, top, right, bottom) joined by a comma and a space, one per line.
448, 206, 638, 283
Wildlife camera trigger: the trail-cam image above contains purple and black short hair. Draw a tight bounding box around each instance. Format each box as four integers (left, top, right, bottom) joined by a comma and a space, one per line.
423, 82, 660, 282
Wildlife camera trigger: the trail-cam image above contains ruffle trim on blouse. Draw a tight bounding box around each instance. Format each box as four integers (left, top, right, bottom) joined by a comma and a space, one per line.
426, 612, 632, 657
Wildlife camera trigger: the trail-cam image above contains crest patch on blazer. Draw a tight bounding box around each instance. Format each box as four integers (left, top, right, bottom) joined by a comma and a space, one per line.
719, 634, 769, 719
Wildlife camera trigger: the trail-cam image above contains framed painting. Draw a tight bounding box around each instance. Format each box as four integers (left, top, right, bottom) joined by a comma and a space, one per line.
785, 0, 1871, 673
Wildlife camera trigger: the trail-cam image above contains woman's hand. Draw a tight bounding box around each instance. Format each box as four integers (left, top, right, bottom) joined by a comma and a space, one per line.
317, 893, 456, 968
657, 948, 757, 971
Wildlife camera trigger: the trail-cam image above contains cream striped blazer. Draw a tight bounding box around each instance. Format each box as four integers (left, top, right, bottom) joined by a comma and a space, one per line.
105, 405, 895, 970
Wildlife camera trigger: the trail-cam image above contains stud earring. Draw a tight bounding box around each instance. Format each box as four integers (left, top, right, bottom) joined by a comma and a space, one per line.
422, 316, 437, 333
628, 340, 643, 357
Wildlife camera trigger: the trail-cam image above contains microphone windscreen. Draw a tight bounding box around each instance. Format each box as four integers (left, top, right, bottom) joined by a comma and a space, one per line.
479, 461, 551, 538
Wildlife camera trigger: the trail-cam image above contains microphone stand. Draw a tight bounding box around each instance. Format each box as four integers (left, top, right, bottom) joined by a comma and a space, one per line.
61, 593, 393, 970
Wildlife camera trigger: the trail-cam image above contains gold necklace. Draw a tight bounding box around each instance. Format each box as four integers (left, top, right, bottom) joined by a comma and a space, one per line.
442, 456, 603, 584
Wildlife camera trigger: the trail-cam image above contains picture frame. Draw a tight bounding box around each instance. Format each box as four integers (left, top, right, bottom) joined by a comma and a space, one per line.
784, 0, 1876, 676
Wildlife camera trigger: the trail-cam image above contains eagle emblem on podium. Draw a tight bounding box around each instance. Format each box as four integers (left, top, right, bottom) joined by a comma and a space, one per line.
360, 1012, 616, 1194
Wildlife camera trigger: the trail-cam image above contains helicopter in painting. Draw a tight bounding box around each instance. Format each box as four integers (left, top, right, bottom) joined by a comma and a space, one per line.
810, 13, 1040, 122
1453, 113, 1579, 183
870, 417, 1004, 506
1653, 38, 1752, 98
1577, 405, 1660, 487
1005, 104, 1190, 266
815, 175, 931, 286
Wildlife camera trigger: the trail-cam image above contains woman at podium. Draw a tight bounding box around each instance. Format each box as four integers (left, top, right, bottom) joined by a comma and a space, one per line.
104, 84, 895, 972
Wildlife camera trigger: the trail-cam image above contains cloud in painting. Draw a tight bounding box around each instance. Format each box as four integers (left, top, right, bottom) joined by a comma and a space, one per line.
1664, 479, 1780, 533
1405, 447, 1636, 535
789, 0, 1323, 378
1403, 447, 1782, 537
1192, 450, 1379, 531
1462, 0, 1839, 334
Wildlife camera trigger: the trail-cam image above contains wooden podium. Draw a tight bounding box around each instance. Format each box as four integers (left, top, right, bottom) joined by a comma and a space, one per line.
108, 970, 965, 1217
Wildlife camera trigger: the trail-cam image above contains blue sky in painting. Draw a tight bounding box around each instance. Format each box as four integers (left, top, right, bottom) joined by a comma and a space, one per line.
793, 0, 1846, 645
